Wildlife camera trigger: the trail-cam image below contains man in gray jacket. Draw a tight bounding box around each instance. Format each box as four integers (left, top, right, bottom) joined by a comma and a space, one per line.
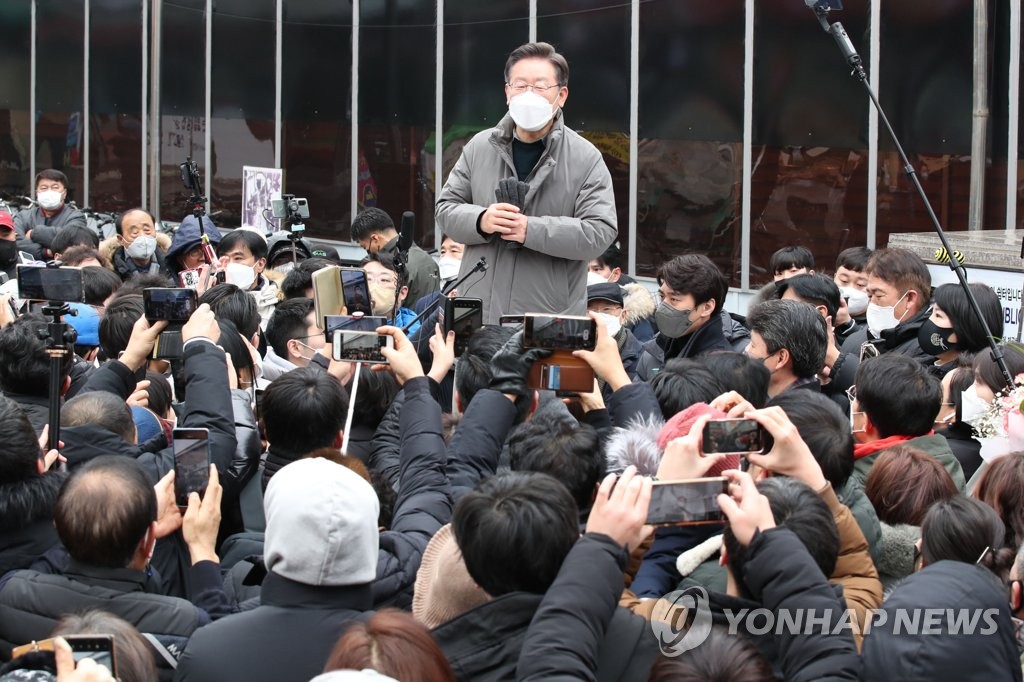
13, 169, 87, 260
435, 41, 617, 324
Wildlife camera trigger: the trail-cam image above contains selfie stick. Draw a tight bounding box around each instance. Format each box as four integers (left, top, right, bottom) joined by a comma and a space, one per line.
401, 257, 488, 334
181, 158, 217, 266
808, 1, 1013, 387
39, 301, 75, 455
340, 362, 361, 455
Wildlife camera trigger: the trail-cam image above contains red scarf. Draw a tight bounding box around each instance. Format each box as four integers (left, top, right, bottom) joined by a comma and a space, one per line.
853, 432, 932, 460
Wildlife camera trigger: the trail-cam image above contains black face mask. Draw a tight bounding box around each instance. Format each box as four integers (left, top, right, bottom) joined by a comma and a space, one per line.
0, 240, 17, 267
917, 319, 957, 356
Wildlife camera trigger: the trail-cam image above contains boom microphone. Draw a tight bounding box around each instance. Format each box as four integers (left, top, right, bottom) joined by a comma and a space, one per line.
399, 211, 415, 253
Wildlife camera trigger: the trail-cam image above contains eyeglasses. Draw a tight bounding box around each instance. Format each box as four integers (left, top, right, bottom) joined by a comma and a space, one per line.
507, 81, 563, 94
365, 273, 397, 287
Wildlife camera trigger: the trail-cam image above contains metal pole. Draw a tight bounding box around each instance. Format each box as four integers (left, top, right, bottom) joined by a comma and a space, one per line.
968, 0, 989, 231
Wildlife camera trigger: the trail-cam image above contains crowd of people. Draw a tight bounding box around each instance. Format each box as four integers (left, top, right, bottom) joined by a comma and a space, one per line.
1, 40, 1023, 682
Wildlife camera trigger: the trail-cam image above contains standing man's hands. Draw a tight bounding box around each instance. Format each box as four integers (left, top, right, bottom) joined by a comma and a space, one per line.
481, 203, 528, 242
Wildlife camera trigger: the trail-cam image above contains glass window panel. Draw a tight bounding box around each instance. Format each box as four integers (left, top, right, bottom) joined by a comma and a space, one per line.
90, 0, 143, 212
0, 1, 32, 201
538, 1, 631, 272
876, 2, 974, 246
37, 0, 85, 204
359, 0, 435, 247
159, 0, 206, 222
281, 0, 353, 240
638, 1, 745, 282
211, 0, 275, 229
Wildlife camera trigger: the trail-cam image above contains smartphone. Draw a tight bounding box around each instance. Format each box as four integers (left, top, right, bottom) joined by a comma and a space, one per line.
526, 351, 595, 394
11, 635, 116, 676
254, 388, 264, 423
311, 265, 343, 331
16, 265, 85, 302
443, 297, 483, 356
701, 418, 768, 455
173, 427, 211, 508
143, 287, 198, 323
152, 330, 183, 360
500, 315, 524, 328
323, 314, 387, 342
332, 330, 394, 364
646, 477, 729, 527
523, 314, 597, 351
341, 268, 373, 317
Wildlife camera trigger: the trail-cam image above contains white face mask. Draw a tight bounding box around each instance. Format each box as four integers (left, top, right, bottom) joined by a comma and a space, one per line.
508, 91, 556, 132
593, 312, 622, 338
842, 287, 869, 317
960, 384, 989, 426
124, 234, 157, 261
36, 189, 63, 211
225, 262, 256, 290
438, 256, 461, 281
865, 291, 909, 337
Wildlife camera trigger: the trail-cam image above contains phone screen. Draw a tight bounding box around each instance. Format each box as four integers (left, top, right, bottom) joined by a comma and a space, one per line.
701, 419, 767, 455
333, 330, 391, 363
342, 269, 373, 316
16, 266, 85, 302
646, 477, 728, 526
445, 298, 482, 356
324, 314, 386, 340
144, 288, 197, 322
173, 429, 210, 507
524, 315, 596, 351
67, 637, 116, 676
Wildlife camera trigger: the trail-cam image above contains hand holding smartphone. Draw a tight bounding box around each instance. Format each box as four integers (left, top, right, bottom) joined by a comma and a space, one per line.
645, 477, 728, 527
442, 297, 482, 356
173, 428, 211, 508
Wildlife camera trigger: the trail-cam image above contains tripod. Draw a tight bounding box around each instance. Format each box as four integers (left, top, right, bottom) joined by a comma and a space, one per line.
809, 1, 1013, 387
38, 301, 75, 455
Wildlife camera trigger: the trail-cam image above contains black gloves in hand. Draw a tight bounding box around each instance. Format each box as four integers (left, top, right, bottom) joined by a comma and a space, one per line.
495, 177, 530, 251
489, 331, 550, 397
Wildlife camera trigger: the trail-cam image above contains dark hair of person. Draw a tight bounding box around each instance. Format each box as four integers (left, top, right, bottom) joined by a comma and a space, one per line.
724, 477, 839, 598
61, 391, 136, 443
657, 254, 728, 316
350, 207, 396, 242
504, 41, 569, 86
932, 282, 1004, 355
0, 313, 74, 397
52, 610, 157, 682
651, 358, 726, 420
835, 246, 872, 272
51, 226, 99, 255
61, 245, 109, 268
36, 168, 69, 188
945, 360, 975, 425
265, 297, 314, 359
199, 283, 261, 340
747, 299, 828, 380
0, 394, 47, 483
262, 367, 348, 455
594, 242, 622, 270
769, 245, 814, 275
217, 229, 268, 261
698, 351, 770, 409
921, 495, 1015, 582
324, 609, 456, 682
280, 257, 333, 299
81, 266, 122, 306
508, 414, 605, 511
865, 445, 958, 526
452, 471, 579, 596
975, 344, 1024, 395
99, 293, 144, 359
115, 208, 154, 236
216, 318, 256, 385
767, 390, 855, 490
144, 370, 174, 419
648, 625, 774, 682
115, 272, 175, 294
855, 354, 942, 438
974, 452, 1024, 550
454, 325, 515, 408
776, 272, 842, 320
361, 250, 409, 290
346, 369, 399, 430
54, 456, 156, 568
865, 247, 931, 301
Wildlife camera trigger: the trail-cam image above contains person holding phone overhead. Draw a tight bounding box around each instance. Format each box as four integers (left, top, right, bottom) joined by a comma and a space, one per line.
435, 42, 617, 324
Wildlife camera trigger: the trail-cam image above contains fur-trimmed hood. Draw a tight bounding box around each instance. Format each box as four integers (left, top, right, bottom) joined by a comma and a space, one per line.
622, 282, 656, 326
604, 414, 664, 476
99, 232, 173, 270
676, 533, 724, 578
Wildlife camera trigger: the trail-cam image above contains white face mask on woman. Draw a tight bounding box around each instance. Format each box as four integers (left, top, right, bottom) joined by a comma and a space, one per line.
959, 384, 990, 426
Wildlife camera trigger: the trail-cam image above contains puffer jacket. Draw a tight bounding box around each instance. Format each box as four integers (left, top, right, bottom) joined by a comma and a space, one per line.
436, 111, 617, 324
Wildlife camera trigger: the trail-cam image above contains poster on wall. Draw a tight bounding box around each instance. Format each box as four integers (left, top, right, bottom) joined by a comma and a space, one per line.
242, 166, 283, 231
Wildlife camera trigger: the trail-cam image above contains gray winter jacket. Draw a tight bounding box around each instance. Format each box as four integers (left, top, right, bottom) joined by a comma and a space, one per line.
435, 112, 617, 324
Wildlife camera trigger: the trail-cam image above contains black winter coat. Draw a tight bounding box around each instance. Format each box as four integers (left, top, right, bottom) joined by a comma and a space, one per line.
635, 318, 733, 381
840, 306, 933, 364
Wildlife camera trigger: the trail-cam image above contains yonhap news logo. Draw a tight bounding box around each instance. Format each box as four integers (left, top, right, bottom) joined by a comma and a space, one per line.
650, 587, 713, 657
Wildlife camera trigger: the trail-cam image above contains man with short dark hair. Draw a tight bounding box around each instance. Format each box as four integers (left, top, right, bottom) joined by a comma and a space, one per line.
587, 281, 643, 398
768, 245, 815, 281
0, 455, 225, 662
351, 207, 439, 307
849, 354, 965, 490
216, 230, 280, 326
13, 169, 87, 260
362, 251, 419, 334
745, 298, 828, 397
263, 298, 324, 380
51, 225, 99, 261
104, 208, 174, 281
436, 41, 617, 324
635, 254, 732, 380
0, 312, 75, 434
